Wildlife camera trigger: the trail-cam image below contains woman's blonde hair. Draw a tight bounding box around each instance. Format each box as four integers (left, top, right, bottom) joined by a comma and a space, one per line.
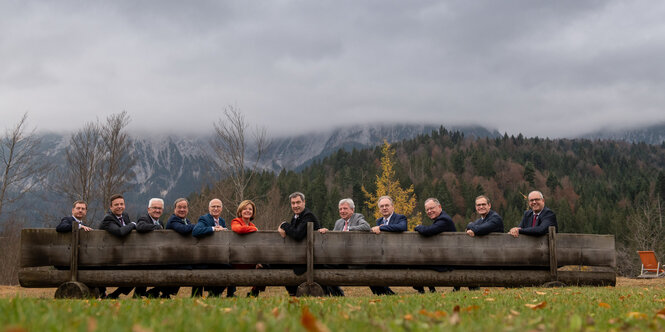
236, 200, 256, 220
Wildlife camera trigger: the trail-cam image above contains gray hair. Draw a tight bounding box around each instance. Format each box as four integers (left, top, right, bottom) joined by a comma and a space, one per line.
173, 197, 189, 208
424, 197, 441, 206
528, 191, 544, 199
338, 198, 355, 210
377, 195, 393, 206
289, 192, 306, 201
209, 198, 223, 207
148, 198, 164, 208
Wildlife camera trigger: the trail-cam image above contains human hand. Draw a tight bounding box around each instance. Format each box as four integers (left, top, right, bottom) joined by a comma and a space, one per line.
278, 227, 286, 238
81, 225, 93, 232
371, 226, 381, 234
318, 228, 328, 234
509, 227, 520, 238
466, 229, 475, 237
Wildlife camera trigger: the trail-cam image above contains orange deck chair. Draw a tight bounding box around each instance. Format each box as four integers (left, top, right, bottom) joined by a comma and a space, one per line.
637, 251, 665, 278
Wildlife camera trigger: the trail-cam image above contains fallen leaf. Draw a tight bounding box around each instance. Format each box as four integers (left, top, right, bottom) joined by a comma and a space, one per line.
87, 318, 97, 332
627, 312, 647, 319
255, 322, 266, 332
510, 309, 520, 316
368, 299, 381, 303
485, 298, 495, 302
449, 306, 460, 325
221, 307, 232, 313
289, 298, 300, 304
132, 325, 153, 332
462, 305, 479, 312
656, 308, 665, 316
195, 299, 208, 308
272, 307, 280, 318
598, 302, 611, 308
525, 301, 547, 310
535, 291, 546, 295
301, 306, 330, 332
404, 314, 413, 321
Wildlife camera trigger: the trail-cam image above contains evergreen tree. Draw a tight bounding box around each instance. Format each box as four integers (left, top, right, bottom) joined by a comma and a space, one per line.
362, 140, 420, 230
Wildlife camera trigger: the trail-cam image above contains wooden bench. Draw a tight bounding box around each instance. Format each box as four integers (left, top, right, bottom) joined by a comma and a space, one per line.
19, 225, 616, 298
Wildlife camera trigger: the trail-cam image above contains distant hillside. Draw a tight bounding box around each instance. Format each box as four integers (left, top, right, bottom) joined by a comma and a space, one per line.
581, 123, 665, 145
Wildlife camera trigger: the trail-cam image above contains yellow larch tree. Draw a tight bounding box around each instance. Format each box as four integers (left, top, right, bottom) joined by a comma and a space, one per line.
362, 140, 421, 230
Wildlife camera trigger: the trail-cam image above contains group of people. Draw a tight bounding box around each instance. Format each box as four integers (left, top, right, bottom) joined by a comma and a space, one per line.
56, 190, 557, 298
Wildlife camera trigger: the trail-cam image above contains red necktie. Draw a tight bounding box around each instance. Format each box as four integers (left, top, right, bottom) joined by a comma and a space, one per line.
343, 220, 349, 231
532, 214, 538, 227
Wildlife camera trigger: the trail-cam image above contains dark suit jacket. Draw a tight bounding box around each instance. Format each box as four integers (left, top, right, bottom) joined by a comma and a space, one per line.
280, 208, 320, 241
517, 207, 557, 236
466, 210, 504, 235
193, 213, 226, 238
56, 216, 87, 232
100, 212, 135, 237
136, 213, 164, 233
166, 214, 194, 235
376, 213, 408, 232
415, 211, 456, 236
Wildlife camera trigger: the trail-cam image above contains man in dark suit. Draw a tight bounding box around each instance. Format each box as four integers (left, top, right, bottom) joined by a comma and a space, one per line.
278, 192, 322, 296
56, 200, 93, 233
192, 198, 235, 298
414, 197, 456, 293
164, 197, 195, 297
369, 195, 407, 295
99, 194, 136, 299
466, 195, 504, 237
509, 190, 557, 237
133, 198, 171, 298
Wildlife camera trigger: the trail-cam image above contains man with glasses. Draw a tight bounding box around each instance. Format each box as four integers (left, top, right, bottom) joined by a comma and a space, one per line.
192, 198, 235, 297
466, 195, 504, 237
134, 198, 170, 298
509, 191, 557, 237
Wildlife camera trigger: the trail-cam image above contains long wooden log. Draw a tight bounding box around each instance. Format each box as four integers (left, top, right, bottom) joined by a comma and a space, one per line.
20, 229, 615, 268
19, 267, 615, 288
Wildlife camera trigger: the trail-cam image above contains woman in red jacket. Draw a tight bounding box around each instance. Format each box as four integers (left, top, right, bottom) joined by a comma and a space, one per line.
231, 200, 266, 296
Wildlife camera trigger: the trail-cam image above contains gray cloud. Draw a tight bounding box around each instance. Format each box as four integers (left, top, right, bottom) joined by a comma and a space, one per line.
2, 0, 664, 138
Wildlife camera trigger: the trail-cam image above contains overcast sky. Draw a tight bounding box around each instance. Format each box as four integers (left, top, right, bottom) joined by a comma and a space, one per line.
2, 0, 665, 138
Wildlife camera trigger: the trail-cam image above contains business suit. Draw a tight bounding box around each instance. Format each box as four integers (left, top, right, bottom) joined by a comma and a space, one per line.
415, 210, 456, 236
280, 208, 321, 295
192, 213, 226, 238
466, 210, 504, 235
99, 211, 135, 298
517, 207, 557, 236
166, 214, 194, 234
100, 212, 136, 237
370, 212, 408, 295
414, 210, 456, 293
333, 213, 370, 231
136, 213, 164, 233
192, 213, 235, 297
375, 213, 408, 232
280, 208, 321, 241
56, 216, 88, 232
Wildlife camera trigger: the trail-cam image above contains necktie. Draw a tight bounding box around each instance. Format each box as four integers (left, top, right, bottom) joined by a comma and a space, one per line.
384, 218, 389, 225
532, 214, 538, 227
118, 215, 125, 226
214, 218, 219, 227
343, 220, 349, 231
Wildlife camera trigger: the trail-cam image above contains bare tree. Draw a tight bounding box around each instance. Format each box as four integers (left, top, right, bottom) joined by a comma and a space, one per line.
0, 113, 52, 218
98, 111, 135, 208
58, 121, 104, 221
210, 106, 269, 207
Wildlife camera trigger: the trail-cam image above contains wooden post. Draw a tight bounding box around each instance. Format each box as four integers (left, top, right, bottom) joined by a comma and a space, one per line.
55, 223, 90, 299
296, 222, 324, 296
544, 226, 564, 287
70, 223, 79, 282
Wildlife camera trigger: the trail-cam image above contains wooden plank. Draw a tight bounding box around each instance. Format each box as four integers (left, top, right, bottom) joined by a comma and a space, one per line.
306, 222, 314, 284
19, 267, 615, 288
20, 229, 615, 268
70, 224, 79, 281
548, 226, 557, 281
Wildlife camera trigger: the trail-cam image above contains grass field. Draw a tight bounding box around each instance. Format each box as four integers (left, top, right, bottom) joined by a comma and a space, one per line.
1, 279, 665, 331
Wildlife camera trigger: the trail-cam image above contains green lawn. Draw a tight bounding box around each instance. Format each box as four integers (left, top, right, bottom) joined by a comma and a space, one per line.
2, 286, 665, 331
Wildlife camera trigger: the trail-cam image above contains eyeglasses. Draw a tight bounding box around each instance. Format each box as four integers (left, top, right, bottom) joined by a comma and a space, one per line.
149, 207, 163, 210
528, 198, 542, 203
